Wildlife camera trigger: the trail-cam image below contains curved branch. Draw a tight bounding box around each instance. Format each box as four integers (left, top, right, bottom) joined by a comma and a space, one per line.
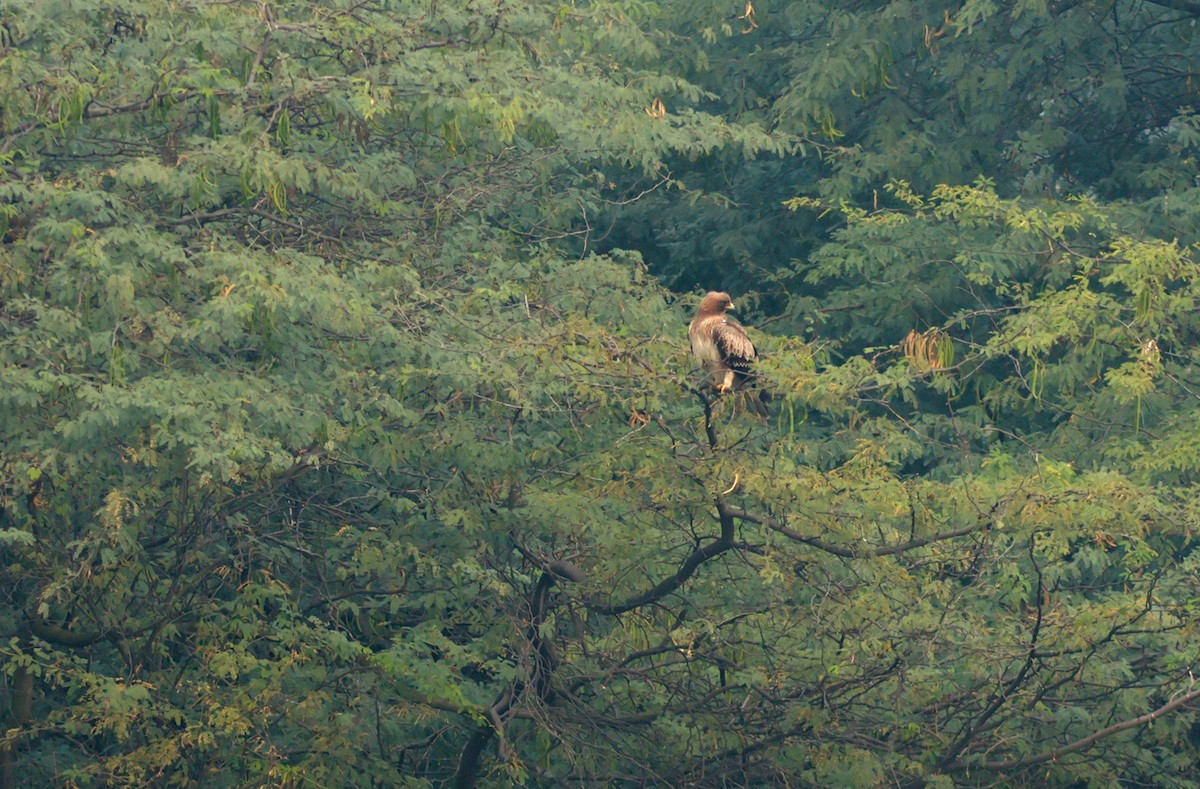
454, 564, 582, 788
723, 506, 989, 558
582, 389, 745, 615
587, 500, 737, 616
1142, 0, 1200, 16
2, 97, 162, 155
25, 617, 111, 648
946, 686, 1200, 773
938, 537, 1044, 769
397, 686, 483, 718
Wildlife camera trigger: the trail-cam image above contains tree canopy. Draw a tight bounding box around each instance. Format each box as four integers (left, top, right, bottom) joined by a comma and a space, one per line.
4, 0, 1200, 787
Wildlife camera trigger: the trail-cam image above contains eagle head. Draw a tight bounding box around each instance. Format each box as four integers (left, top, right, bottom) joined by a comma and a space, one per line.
699, 291, 735, 315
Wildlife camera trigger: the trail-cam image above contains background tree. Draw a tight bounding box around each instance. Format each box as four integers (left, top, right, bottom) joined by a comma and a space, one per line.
605, 0, 1200, 320
3, 0, 1200, 788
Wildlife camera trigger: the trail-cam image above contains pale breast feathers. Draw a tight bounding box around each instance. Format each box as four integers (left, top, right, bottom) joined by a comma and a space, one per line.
689, 315, 724, 366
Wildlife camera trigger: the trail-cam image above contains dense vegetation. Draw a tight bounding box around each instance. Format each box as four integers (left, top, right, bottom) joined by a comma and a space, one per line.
5, 0, 1200, 786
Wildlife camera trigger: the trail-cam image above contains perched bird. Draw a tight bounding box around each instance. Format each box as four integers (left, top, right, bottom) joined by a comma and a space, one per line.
689, 291, 760, 395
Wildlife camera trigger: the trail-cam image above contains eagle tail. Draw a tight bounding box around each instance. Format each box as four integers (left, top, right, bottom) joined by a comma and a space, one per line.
728, 370, 770, 417
738, 387, 771, 418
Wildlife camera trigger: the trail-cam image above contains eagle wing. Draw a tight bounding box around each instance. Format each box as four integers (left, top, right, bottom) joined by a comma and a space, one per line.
710, 318, 756, 373
690, 314, 756, 375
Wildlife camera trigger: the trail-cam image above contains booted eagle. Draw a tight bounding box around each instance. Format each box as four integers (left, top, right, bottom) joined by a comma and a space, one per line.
689, 291, 759, 394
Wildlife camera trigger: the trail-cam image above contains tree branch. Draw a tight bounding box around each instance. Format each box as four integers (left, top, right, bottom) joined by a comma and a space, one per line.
723, 506, 989, 558
937, 537, 1044, 769
587, 500, 737, 616
454, 564, 582, 788
946, 685, 1200, 773
1142, 0, 1200, 16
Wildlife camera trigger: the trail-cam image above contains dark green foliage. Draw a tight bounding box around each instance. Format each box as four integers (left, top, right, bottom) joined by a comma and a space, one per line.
3, 1, 1200, 788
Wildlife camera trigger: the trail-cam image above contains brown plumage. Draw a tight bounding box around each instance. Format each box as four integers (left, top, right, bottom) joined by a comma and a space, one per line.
689, 291, 759, 394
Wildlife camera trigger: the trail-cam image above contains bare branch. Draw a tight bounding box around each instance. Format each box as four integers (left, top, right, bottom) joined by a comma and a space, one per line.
587, 500, 737, 615
723, 506, 990, 558
946, 685, 1200, 773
